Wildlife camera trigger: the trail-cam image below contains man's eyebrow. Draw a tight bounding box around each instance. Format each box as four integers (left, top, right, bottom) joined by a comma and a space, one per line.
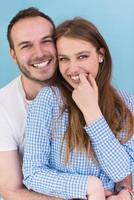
17, 41, 30, 47
41, 35, 54, 40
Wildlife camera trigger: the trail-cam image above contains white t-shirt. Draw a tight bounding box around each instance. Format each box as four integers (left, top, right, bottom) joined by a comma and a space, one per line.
0, 76, 29, 160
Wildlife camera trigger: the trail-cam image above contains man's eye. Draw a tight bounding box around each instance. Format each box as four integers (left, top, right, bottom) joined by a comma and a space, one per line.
21, 44, 31, 49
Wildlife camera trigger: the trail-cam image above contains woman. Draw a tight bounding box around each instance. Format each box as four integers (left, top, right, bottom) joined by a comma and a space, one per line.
23, 18, 134, 200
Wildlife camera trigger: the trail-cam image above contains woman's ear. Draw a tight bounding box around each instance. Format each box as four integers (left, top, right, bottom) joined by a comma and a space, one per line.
98, 48, 105, 63
99, 57, 103, 63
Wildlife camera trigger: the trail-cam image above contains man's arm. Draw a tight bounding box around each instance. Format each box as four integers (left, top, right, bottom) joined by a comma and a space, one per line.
115, 174, 132, 192
114, 175, 133, 199
0, 150, 61, 200
105, 175, 133, 199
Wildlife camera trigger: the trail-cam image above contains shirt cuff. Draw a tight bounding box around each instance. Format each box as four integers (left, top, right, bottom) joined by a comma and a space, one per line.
84, 117, 114, 145
64, 175, 89, 199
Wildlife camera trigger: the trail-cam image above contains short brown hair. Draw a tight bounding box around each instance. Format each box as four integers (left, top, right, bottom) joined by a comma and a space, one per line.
7, 7, 55, 49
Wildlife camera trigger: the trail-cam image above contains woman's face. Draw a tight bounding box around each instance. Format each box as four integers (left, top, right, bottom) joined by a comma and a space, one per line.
57, 36, 104, 88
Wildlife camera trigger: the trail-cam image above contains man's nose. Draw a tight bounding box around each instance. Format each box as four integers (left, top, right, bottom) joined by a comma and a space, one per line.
33, 45, 44, 57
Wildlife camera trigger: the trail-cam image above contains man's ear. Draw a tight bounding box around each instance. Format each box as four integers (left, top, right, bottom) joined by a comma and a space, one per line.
98, 48, 105, 63
10, 48, 17, 64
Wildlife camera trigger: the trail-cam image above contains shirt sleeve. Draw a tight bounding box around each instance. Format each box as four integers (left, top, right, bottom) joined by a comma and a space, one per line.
0, 105, 17, 151
23, 87, 88, 199
84, 92, 134, 183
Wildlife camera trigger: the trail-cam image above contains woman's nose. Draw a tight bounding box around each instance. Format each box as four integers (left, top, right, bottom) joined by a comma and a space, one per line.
68, 60, 80, 73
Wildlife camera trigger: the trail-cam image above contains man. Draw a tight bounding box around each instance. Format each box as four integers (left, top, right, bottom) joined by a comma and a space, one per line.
0, 7, 60, 200
0, 7, 132, 200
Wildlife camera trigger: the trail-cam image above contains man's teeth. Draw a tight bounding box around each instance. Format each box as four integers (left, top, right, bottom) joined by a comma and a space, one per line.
70, 75, 80, 81
33, 60, 50, 68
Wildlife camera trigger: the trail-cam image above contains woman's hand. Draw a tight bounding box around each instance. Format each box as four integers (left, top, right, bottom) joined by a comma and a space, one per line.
72, 73, 102, 125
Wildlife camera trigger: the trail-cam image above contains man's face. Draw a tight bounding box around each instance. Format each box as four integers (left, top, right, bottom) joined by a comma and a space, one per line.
10, 16, 57, 83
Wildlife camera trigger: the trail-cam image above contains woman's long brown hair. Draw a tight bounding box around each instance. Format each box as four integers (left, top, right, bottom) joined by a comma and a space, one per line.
55, 18, 134, 164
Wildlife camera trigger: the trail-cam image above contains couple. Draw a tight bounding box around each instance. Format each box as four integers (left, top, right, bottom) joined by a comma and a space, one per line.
0, 7, 134, 200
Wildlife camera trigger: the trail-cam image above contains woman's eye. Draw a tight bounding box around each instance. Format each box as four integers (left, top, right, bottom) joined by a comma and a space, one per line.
79, 55, 89, 59
59, 57, 69, 62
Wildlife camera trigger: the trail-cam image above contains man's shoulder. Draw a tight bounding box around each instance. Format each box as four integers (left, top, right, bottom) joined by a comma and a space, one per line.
0, 76, 20, 93
0, 76, 26, 152
0, 76, 21, 101
0, 76, 25, 115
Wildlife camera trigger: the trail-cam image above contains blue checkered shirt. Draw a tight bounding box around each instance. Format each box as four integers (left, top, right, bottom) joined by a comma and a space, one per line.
23, 87, 134, 199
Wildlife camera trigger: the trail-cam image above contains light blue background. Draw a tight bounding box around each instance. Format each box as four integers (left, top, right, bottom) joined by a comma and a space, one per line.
0, 1, 133, 197
0, 0, 134, 94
